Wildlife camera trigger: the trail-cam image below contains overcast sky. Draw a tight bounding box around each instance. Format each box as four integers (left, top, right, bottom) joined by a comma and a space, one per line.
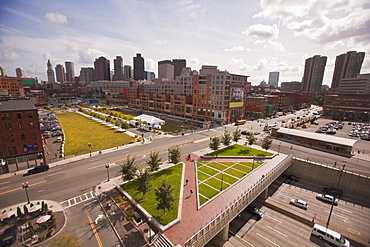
1, 0, 369, 86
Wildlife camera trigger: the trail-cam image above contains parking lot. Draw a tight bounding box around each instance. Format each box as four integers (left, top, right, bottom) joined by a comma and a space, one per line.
224, 177, 370, 247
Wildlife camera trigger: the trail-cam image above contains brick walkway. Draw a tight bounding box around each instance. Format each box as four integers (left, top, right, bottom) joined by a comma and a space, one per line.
163, 153, 288, 246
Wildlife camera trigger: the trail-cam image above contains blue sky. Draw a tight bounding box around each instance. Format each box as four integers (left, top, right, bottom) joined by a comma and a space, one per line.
1, 0, 369, 85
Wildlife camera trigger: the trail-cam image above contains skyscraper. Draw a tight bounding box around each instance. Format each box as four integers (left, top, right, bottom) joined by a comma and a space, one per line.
173, 59, 186, 78
65, 61, 75, 83
133, 53, 145, 80
47, 59, 56, 84
301, 55, 327, 94
55, 64, 66, 83
331, 51, 365, 88
79, 67, 94, 84
15, 68, 26, 77
93, 57, 110, 81
268, 72, 279, 87
0, 66, 7, 76
158, 60, 174, 80
124, 65, 132, 80
113, 56, 124, 81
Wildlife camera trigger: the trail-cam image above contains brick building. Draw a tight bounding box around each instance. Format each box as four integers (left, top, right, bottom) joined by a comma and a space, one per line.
0, 76, 25, 96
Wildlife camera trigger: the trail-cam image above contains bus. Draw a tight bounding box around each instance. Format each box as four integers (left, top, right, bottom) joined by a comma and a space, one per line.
235, 120, 246, 126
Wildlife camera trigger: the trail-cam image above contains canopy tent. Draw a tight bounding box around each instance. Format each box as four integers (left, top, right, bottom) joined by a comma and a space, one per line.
133, 114, 165, 126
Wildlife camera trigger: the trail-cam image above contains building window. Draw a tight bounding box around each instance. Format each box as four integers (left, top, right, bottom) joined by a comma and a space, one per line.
34, 143, 38, 151
17, 113, 22, 119
12, 146, 17, 154
8, 124, 12, 130
28, 113, 33, 118
5, 114, 10, 120
20, 133, 26, 140
8, 147, 13, 155
10, 135, 14, 142
29, 122, 34, 128
3, 124, 7, 131
5, 135, 10, 142
18, 122, 24, 130
31, 132, 36, 140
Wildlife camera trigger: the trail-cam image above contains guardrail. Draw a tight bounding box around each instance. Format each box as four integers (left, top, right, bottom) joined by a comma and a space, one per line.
184, 155, 293, 247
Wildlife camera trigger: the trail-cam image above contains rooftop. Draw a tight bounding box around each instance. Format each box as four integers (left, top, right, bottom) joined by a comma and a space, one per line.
0, 99, 36, 112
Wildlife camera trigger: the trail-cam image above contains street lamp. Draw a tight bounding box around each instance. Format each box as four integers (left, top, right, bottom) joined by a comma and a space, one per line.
88, 142, 92, 157
326, 163, 345, 229
22, 182, 30, 204
105, 164, 110, 182
252, 155, 255, 170
278, 142, 281, 155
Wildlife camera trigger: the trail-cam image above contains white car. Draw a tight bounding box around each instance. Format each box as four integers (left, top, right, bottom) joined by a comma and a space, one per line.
316, 194, 338, 205
289, 199, 308, 210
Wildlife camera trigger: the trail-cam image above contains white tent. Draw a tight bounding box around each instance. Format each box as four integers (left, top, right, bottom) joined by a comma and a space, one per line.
133, 114, 165, 125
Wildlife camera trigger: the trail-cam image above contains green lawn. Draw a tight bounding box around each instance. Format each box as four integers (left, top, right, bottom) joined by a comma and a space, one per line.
197, 172, 211, 181
56, 112, 134, 156
197, 165, 219, 176
121, 164, 183, 225
198, 183, 220, 199
205, 144, 273, 157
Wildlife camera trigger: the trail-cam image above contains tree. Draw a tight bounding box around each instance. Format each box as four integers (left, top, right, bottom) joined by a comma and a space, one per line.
232, 129, 241, 143
222, 130, 232, 146
209, 135, 221, 151
262, 135, 273, 152
246, 133, 257, 147
147, 150, 162, 171
121, 122, 130, 129
168, 146, 181, 164
49, 231, 83, 247
136, 169, 151, 198
119, 154, 138, 181
155, 179, 175, 214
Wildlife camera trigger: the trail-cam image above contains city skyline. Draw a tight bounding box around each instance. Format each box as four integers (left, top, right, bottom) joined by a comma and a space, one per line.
0, 0, 369, 85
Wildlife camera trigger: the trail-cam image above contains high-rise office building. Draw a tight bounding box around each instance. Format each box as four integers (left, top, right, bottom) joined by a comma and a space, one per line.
55, 64, 66, 83
113, 56, 124, 81
15, 68, 26, 78
199, 65, 218, 75
158, 60, 174, 80
47, 59, 56, 84
268, 72, 279, 87
301, 55, 327, 94
124, 65, 132, 80
133, 53, 145, 80
173, 59, 186, 78
0, 66, 7, 76
93, 57, 110, 81
65, 61, 75, 83
80, 68, 94, 84
331, 51, 365, 88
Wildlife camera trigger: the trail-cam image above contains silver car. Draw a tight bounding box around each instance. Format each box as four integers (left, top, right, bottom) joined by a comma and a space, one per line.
316, 194, 338, 205
289, 199, 308, 210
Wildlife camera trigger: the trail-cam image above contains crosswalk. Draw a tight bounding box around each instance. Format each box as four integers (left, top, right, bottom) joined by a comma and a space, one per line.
60, 191, 95, 209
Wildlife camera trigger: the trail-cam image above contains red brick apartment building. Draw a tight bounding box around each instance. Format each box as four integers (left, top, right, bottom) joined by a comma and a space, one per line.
0, 99, 44, 174
0, 76, 25, 96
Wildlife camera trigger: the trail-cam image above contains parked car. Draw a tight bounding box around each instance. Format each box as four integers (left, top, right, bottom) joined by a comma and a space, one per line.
52, 130, 63, 137
289, 199, 308, 210
254, 131, 260, 135
316, 194, 338, 205
322, 187, 343, 197
316, 129, 325, 133
53, 137, 63, 143
245, 205, 263, 220
282, 174, 299, 182
27, 164, 49, 175
1, 226, 17, 246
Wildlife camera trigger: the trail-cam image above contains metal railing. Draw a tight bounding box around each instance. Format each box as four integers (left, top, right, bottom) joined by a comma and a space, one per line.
184, 155, 293, 247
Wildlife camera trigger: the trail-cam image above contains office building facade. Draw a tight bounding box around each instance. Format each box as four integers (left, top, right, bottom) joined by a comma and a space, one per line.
65, 61, 75, 83
55, 64, 66, 83
158, 60, 174, 80
301, 55, 327, 94
47, 59, 56, 84
15, 68, 26, 78
0, 76, 24, 96
133, 53, 145, 80
124, 65, 132, 80
80, 68, 94, 84
338, 73, 370, 94
0, 66, 7, 77
173, 59, 186, 78
113, 56, 124, 81
93, 57, 110, 81
331, 51, 365, 88
268, 72, 279, 87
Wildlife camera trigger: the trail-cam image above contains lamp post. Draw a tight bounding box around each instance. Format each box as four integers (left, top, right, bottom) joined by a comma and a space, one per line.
252, 155, 255, 170
88, 142, 92, 157
220, 172, 224, 191
278, 142, 281, 155
326, 163, 345, 229
22, 182, 30, 204
105, 164, 110, 182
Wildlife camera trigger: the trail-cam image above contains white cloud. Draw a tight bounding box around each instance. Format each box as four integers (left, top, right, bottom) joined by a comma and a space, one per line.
153, 40, 168, 45
66, 40, 106, 64
242, 24, 279, 39
190, 58, 200, 64
0, 47, 22, 63
45, 12, 68, 24
324, 41, 345, 50
146, 58, 156, 71
224, 46, 248, 52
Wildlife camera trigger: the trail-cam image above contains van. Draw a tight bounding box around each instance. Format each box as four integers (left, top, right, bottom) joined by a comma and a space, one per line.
312, 224, 350, 247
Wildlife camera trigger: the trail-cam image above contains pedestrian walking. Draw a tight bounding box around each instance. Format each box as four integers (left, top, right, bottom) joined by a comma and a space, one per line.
187, 153, 191, 161
185, 179, 189, 185
290, 145, 293, 150
334, 161, 337, 167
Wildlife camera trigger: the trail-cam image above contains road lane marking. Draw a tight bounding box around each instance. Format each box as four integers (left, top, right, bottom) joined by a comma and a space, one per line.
87, 151, 152, 170
257, 233, 280, 247
60, 191, 95, 209
335, 207, 353, 214
267, 226, 287, 237
265, 215, 282, 223
85, 209, 103, 247
324, 210, 349, 220
0, 180, 47, 195
0, 186, 9, 190
235, 236, 254, 247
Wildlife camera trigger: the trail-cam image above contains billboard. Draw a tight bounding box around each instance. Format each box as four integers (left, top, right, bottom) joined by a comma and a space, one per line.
229, 87, 244, 108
